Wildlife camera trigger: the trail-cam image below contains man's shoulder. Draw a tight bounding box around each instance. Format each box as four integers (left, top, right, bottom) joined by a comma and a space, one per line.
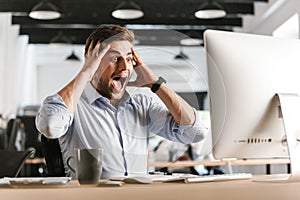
130, 92, 155, 101
128, 92, 164, 108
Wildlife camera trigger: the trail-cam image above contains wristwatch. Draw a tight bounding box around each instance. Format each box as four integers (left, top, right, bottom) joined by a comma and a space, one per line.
151, 77, 166, 93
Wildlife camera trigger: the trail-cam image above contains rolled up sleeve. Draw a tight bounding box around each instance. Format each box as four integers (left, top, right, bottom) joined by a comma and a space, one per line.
149, 99, 208, 144
173, 109, 208, 143
164, 109, 208, 144
35, 94, 73, 139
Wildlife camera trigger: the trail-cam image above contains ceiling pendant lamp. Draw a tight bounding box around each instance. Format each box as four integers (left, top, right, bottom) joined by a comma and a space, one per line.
49, 31, 71, 46
194, 0, 227, 19
180, 30, 203, 46
112, 1, 144, 20
29, 0, 61, 20
66, 50, 80, 61
174, 47, 189, 60
180, 38, 203, 46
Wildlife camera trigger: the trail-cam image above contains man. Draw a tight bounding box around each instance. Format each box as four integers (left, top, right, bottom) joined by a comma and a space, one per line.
36, 25, 208, 179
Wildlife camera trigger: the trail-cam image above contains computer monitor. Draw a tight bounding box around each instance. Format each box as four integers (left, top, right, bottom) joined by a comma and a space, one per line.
204, 30, 300, 182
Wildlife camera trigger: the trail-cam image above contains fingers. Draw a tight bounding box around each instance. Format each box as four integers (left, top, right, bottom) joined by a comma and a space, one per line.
98, 43, 110, 57
94, 42, 101, 55
131, 48, 143, 67
86, 41, 94, 57
86, 41, 110, 58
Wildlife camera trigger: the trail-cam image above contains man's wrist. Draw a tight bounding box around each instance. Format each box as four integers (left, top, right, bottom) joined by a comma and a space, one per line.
151, 77, 166, 93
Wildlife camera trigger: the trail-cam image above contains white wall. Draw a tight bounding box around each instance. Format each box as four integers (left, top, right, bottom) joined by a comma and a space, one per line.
37, 61, 82, 103
0, 13, 35, 117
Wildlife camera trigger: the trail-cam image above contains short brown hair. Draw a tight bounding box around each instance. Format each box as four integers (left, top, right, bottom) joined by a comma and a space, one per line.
84, 25, 135, 55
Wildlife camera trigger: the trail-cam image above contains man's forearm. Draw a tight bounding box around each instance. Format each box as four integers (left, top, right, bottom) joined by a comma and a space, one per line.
58, 43, 110, 113
58, 71, 91, 113
155, 83, 195, 125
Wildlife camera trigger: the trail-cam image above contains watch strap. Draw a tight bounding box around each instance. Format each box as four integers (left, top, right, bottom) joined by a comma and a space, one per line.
151, 77, 166, 93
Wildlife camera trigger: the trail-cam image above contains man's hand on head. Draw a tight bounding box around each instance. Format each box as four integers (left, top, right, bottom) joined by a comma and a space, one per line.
128, 48, 158, 88
82, 41, 110, 81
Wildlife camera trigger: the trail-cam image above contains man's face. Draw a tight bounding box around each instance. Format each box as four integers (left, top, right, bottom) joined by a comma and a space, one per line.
92, 40, 134, 101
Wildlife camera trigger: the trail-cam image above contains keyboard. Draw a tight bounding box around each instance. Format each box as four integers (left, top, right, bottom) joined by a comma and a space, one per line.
111, 173, 252, 184
181, 173, 253, 183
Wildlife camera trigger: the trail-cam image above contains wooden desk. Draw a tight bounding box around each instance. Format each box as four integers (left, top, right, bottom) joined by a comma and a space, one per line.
1, 176, 300, 200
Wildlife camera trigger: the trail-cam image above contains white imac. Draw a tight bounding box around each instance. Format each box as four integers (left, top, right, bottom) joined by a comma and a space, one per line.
204, 30, 300, 182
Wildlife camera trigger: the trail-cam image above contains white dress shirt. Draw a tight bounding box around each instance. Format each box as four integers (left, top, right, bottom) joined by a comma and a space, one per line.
36, 83, 208, 179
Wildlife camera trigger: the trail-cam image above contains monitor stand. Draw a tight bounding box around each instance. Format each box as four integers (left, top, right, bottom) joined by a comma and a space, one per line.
253, 93, 300, 182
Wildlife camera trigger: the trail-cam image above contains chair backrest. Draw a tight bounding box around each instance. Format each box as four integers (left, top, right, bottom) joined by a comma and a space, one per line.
18, 115, 44, 157
41, 135, 66, 177
0, 148, 35, 178
0, 128, 7, 149
6, 118, 20, 150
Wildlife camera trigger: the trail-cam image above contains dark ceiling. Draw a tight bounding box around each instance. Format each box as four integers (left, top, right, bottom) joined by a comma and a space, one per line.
0, 0, 268, 46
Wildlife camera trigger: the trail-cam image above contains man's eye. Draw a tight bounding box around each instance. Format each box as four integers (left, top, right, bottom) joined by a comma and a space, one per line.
111, 56, 118, 62
127, 57, 133, 63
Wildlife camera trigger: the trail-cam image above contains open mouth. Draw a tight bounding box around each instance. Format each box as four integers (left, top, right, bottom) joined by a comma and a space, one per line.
111, 76, 127, 92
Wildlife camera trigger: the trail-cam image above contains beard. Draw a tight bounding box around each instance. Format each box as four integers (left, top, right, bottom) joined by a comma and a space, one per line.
92, 77, 127, 101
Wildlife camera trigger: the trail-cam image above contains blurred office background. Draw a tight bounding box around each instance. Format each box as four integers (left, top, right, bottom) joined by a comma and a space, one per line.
0, 0, 299, 176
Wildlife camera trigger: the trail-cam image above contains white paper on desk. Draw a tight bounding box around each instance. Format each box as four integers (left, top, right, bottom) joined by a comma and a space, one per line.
2, 177, 71, 185
111, 173, 199, 183
0, 178, 10, 186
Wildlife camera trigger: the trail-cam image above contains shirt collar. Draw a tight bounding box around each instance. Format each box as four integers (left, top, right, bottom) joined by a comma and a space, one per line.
84, 82, 104, 105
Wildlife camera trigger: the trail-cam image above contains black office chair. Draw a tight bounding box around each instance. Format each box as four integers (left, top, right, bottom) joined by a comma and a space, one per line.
0, 127, 7, 150
0, 148, 35, 178
6, 118, 24, 151
41, 135, 66, 177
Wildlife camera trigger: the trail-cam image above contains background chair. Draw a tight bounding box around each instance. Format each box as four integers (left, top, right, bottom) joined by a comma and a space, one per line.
6, 118, 25, 151
0, 148, 35, 178
41, 135, 66, 176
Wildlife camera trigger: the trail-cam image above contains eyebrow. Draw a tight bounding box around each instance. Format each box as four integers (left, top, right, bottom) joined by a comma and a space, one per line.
108, 49, 132, 56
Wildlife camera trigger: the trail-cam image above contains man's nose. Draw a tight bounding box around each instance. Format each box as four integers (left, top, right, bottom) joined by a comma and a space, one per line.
118, 57, 131, 70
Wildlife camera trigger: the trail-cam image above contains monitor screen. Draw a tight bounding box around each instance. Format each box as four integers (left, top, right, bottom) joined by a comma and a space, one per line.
204, 30, 300, 160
